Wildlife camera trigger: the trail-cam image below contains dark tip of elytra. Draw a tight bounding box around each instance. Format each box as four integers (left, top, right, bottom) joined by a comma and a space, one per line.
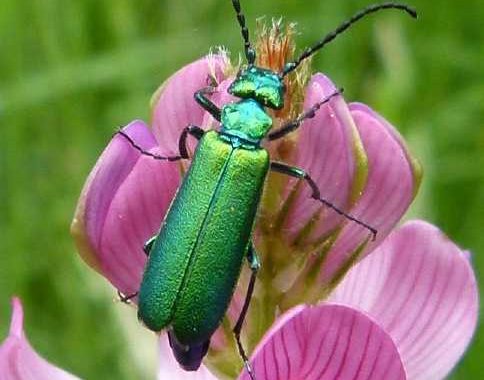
167, 331, 210, 371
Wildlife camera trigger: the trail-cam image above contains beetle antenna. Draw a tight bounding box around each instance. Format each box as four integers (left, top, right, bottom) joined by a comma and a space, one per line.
282, 2, 417, 77
231, 0, 256, 65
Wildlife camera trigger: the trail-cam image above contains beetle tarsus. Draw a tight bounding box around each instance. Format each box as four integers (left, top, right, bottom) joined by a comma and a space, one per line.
143, 236, 157, 256
118, 123, 205, 162
116, 130, 183, 161
235, 327, 256, 380
117, 290, 138, 304
236, 338, 256, 380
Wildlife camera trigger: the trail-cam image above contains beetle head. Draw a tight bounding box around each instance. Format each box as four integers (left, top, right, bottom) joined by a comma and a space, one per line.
228, 66, 285, 110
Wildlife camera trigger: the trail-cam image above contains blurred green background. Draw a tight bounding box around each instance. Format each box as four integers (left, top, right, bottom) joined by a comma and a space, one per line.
0, 0, 482, 378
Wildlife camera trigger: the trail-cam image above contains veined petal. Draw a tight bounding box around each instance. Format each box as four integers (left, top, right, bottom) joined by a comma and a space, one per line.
71, 120, 180, 296
238, 304, 405, 380
350, 103, 422, 200
152, 54, 229, 155
267, 74, 418, 310
0, 298, 80, 380
283, 73, 360, 240
330, 221, 478, 379
158, 334, 218, 380
317, 101, 418, 283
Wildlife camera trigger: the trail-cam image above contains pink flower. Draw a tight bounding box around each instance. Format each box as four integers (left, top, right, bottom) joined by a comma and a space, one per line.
235, 221, 478, 380
71, 55, 421, 311
2, 220, 477, 379
0, 298, 80, 380
69, 30, 478, 379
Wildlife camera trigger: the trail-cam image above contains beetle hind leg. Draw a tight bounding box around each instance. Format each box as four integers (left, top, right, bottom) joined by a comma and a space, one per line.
143, 235, 157, 256
167, 330, 210, 371
232, 243, 259, 380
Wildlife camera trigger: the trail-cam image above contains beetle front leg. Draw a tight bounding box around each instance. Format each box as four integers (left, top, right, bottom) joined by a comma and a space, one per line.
270, 161, 377, 240
233, 242, 259, 380
117, 124, 204, 161
267, 88, 342, 141
178, 124, 205, 159
194, 86, 221, 121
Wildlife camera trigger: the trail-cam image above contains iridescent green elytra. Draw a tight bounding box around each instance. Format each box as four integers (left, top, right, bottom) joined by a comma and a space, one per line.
138, 130, 268, 341
119, 0, 417, 376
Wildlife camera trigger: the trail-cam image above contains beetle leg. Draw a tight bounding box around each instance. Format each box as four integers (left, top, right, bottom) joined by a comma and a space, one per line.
267, 88, 342, 141
233, 242, 259, 380
194, 86, 221, 121
116, 130, 183, 161
270, 161, 377, 240
246, 242, 261, 271
117, 124, 204, 162
117, 290, 138, 304
143, 235, 157, 256
119, 234, 160, 303
178, 124, 205, 159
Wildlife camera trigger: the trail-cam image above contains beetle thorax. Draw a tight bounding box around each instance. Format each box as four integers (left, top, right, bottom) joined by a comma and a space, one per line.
221, 99, 273, 142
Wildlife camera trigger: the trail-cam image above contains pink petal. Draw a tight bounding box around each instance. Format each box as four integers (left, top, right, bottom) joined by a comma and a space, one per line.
200, 77, 238, 129
283, 74, 358, 239
0, 298, 80, 380
158, 334, 218, 380
330, 220, 478, 379
319, 101, 419, 281
71, 120, 180, 295
152, 54, 228, 154
238, 304, 405, 380
269, 73, 418, 289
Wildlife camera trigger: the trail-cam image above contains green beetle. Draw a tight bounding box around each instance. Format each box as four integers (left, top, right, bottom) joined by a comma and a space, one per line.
118, 0, 417, 377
